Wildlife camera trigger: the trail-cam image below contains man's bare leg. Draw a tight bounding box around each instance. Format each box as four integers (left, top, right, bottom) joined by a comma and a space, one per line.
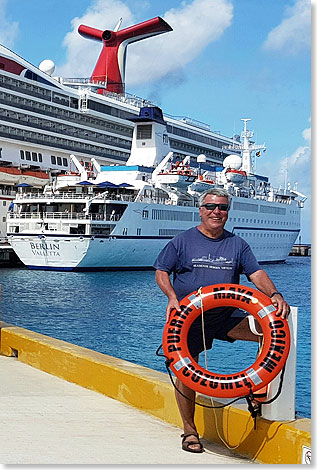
175, 318, 261, 451
228, 317, 262, 341
175, 355, 202, 451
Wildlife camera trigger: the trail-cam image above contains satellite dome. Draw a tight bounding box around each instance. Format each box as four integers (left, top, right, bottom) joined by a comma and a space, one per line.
39, 59, 55, 76
197, 154, 206, 163
223, 154, 242, 170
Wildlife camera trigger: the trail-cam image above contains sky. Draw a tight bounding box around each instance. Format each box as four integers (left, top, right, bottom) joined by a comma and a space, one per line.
0, 0, 311, 242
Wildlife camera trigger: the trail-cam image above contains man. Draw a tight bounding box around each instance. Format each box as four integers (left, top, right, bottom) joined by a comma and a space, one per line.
154, 188, 290, 453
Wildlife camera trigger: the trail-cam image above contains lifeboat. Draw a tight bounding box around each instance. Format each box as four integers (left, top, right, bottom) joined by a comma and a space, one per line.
156, 161, 196, 188
0, 166, 22, 184
225, 168, 247, 184
188, 174, 215, 193
19, 169, 49, 187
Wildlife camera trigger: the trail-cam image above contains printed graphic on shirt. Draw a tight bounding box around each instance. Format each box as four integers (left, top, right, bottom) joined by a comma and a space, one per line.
192, 254, 234, 270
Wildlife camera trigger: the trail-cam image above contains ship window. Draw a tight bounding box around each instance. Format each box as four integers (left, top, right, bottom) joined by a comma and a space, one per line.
20, 150, 24, 159
137, 125, 152, 140
38, 153, 43, 162
51, 155, 56, 164
32, 152, 37, 162
63, 158, 68, 167
25, 151, 31, 160
142, 210, 149, 219
57, 157, 62, 166
137, 228, 141, 235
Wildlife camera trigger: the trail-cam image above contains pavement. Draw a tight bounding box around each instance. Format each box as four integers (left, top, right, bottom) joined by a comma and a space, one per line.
0, 355, 254, 465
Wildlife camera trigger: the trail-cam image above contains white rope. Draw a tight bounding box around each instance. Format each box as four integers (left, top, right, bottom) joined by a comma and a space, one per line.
196, 288, 252, 451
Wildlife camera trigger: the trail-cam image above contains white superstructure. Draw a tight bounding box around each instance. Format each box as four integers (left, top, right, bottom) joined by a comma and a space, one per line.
0, 26, 239, 241
7, 107, 306, 270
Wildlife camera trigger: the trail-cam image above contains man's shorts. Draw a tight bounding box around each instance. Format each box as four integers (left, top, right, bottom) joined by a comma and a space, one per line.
187, 307, 248, 357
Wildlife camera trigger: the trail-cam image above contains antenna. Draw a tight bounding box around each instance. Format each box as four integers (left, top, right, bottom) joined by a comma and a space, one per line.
114, 18, 123, 32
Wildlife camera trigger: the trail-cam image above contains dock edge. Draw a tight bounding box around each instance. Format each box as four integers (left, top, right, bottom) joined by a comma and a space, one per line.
0, 322, 311, 464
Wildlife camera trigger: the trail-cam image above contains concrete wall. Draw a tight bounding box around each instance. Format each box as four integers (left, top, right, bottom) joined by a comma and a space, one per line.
0, 322, 310, 464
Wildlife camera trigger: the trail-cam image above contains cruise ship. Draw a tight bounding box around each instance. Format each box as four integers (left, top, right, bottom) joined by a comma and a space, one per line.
6, 104, 306, 270
0, 16, 239, 241
1, 15, 306, 269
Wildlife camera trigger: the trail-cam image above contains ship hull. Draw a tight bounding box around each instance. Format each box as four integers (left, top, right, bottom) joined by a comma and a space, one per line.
8, 195, 301, 270
9, 234, 173, 270
8, 232, 297, 271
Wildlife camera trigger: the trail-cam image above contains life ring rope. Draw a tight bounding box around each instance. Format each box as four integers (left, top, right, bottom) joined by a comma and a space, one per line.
162, 283, 290, 399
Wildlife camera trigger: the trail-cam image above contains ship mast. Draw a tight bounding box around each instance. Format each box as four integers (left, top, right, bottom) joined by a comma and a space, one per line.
223, 119, 266, 174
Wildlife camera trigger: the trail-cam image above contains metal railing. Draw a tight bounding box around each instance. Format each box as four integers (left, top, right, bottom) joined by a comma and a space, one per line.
7, 212, 121, 222
14, 192, 138, 203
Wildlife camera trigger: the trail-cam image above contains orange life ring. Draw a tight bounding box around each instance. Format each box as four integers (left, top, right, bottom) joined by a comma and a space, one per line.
162, 283, 290, 398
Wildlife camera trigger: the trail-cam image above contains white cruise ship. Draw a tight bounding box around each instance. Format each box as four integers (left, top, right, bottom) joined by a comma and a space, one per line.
6, 105, 306, 270
1, 15, 306, 268
0, 16, 239, 241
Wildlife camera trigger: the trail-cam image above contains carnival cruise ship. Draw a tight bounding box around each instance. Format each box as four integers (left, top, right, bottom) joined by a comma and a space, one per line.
0, 16, 240, 241
6, 104, 306, 270
0, 16, 306, 268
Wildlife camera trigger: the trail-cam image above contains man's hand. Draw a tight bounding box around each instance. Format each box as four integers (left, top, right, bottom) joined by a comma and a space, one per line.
271, 293, 290, 319
249, 270, 291, 320
155, 270, 181, 322
166, 298, 181, 322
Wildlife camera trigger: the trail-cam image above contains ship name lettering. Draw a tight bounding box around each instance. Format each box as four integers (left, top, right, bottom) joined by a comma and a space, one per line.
30, 242, 60, 251
31, 249, 61, 257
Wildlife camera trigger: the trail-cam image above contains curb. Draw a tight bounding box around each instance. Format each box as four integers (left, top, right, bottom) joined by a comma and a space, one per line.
0, 322, 311, 464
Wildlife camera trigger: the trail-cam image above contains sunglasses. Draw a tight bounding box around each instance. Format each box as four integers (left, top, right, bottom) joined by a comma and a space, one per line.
200, 203, 229, 212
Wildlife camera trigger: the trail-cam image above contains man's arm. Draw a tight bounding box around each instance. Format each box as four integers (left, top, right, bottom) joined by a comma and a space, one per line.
249, 269, 290, 319
155, 270, 181, 321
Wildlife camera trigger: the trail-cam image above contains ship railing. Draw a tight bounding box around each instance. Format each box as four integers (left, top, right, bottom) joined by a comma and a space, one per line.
0, 189, 16, 196
7, 212, 122, 222
15, 192, 90, 200
8, 212, 92, 220
14, 192, 138, 202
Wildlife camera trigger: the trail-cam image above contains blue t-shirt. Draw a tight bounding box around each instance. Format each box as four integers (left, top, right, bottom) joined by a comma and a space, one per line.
154, 227, 261, 301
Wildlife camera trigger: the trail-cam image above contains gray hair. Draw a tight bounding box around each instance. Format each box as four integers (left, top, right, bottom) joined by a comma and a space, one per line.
198, 188, 231, 207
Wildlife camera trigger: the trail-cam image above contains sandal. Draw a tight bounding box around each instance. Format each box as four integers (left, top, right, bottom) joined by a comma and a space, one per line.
181, 433, 204, 453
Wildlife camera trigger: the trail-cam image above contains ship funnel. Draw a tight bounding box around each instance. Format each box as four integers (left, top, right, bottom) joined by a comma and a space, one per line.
78, 16, 173, 94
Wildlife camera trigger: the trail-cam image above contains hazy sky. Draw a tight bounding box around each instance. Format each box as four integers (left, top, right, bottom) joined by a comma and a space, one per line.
0, 0, 311, 242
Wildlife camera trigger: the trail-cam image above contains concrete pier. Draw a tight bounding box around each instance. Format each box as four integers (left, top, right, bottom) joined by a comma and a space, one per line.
0, 355, 251, 465
0, 322, 311, 464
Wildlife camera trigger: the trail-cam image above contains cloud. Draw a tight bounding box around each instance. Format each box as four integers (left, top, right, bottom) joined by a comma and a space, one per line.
272, 122, 311, 242
0, 0, 19, 48
263, 0, 310, 54
56, 0, 233, 87
277, 123, 310, 191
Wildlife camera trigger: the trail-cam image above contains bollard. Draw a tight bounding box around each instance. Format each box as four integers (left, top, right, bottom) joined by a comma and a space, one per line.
261, 306, 298, 421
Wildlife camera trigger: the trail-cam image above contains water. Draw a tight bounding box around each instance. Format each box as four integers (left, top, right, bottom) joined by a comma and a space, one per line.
0, 256, 311, 418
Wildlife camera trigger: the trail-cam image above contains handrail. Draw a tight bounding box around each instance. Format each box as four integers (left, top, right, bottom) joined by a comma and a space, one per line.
7, 212, 121, 222
14, 192, 138, 202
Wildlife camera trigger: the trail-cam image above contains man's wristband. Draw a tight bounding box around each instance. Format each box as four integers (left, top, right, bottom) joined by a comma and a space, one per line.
270, 292, 283, 298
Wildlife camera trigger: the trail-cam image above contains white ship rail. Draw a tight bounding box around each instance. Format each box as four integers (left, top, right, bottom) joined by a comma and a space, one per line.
15, 192, 137, 202
13, 192, 192, 206
8, 212, 90, 220
57, 78, 214, 132
8, 212, 122, 222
